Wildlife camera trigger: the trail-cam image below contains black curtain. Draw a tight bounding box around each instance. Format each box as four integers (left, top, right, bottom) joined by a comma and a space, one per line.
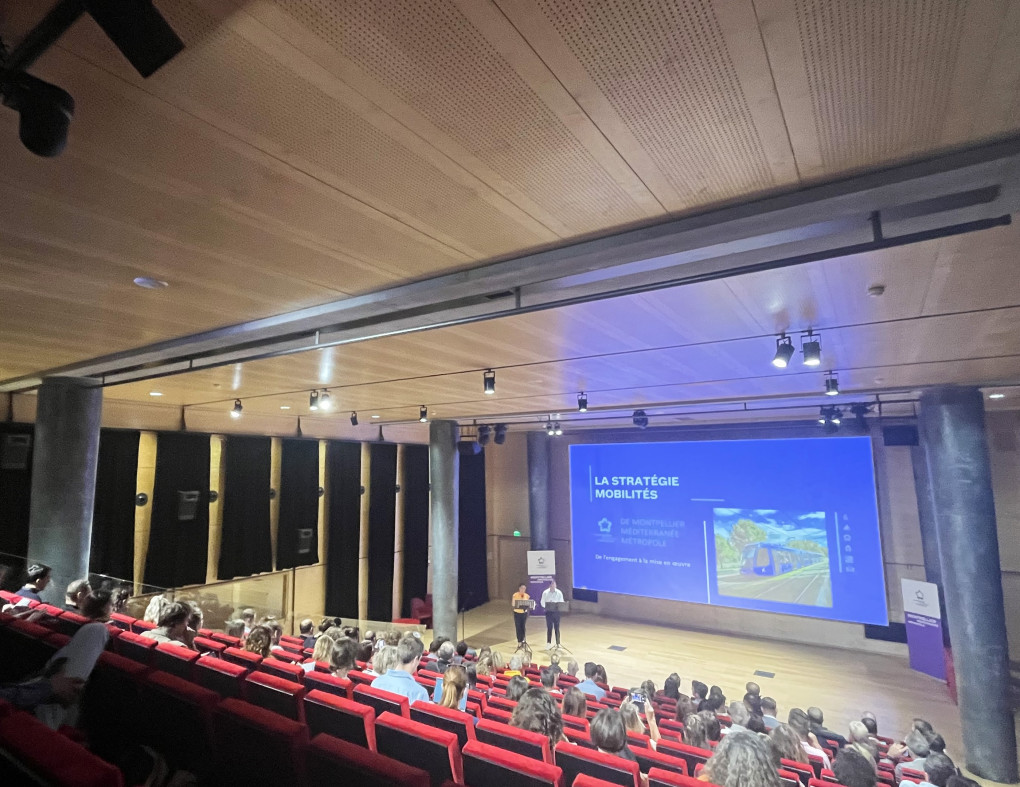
0, 423, 34, 589
145, 433, 210, 589
325, 441, 362, 618
401, 445, 430, 617
367, 443, 397, 621
458, 449, 488, 611
218, 436, 273, 580
277, 439, 319, 570
90, 429, 140, 581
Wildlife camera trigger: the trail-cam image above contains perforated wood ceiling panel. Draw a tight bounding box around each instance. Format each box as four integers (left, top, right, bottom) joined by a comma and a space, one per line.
793, 0, 967, 170
277, 0, 652, 234
530, 0, 785, 207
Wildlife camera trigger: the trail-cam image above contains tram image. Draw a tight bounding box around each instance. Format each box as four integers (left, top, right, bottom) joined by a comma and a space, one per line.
713, 508, 832, 608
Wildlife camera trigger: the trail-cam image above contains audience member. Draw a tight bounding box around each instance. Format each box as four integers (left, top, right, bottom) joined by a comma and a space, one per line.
304, 628, 340, 672
540, 667, 560, 696
36, 619, 110, 729
383, 630, 401, 647
890, 729, 931, 781
769, 723, 809, 765
506, 675, 530, 701
848, 720, 879, 762
356, 640, 374, 664
788, 708, 831, 769
299, 618, 316, 649
725, 701, 750, 733
16, 563, 51, 602
63, 578, 91, 612
330, 637, 358, 678
465, 663, 478, 692
141, 602, 193, 648
834, 748, 878, 787
0, 671, 84, 711
510, 688, 566, 751
683, 713, 709, 750
489, 649, 506, 673
370, 635, 429, 703
747, 714, 768, 734
595, 664, 608, 685
565, 658, 579, 677
435, 640, 456, 673
244, 625, 272, 658
561, 686, 587, 720
663, 672, 681, 700
744, 691, 763, 716
371, 645, 398, 676
225, 619, 245, 640
437, 665, 468, 711
590, 708, 639, 767
241, 608, 256, 638
761, 696, 780, 730
548, 652, 562, 676
262, 618, 284, 650
704, 729, 782, 787
945, 776, 977, 787
746, 681, 761, 697
907, 753, 957, 787
454, 640, 469, 664
861, 712, 878, 735
808, 705, 849, 750
576, 661, 607, 700
675, 696, 698, 723
506, 654, 524, 677
691, 680, 709, 702
700, 709, 722, 743
621, 696, 660, 746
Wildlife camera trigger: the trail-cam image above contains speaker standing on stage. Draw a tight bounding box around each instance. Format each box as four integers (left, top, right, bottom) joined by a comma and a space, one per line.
512, 584, 530, 646
541, 579, 564, 649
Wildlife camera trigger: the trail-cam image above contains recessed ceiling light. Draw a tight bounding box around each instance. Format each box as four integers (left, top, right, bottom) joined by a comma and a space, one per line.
988, 393, 1005, 399
371, 414, 380, 419
148, 391, 163, 397
280, 405, 291, 410
133, 276, 169, 289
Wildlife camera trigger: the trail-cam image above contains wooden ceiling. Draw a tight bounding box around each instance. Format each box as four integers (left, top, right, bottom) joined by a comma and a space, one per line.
2, 0, 1019, 423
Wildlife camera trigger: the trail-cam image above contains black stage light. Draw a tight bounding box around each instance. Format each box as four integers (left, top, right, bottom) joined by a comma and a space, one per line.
850, 402, 871, 432
483, 369, 496, 395
545, 419, 555, 436
350, 411, 358, 426
84, 0, 185, 78
319, 390, 332, 411
802, 330, 822, 367
577, 392, 588, 412
0, 72, 74, 157
231, 399, 243, 419
772, 334, 795, 368
309, 390, 319, 411
825, 372, 840, 396
419, 405, 428, 423
494, 424, 507, 445
554, 422, 563, 436
632, 410, 649, 429
477, 424, 491, 445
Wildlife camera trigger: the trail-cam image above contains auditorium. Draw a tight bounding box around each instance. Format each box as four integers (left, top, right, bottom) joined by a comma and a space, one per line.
0, 2, 1018, 786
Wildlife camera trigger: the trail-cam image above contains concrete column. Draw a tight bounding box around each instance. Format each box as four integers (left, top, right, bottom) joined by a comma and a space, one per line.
358, 443, 371, 623
918, 387, 1017, 784
430, 420, 459, 641
392, 444, 407, 620
27, 377, 103, 603
526, 430, 550, 551
910, 444, 943, 588
206, 435, 226, 583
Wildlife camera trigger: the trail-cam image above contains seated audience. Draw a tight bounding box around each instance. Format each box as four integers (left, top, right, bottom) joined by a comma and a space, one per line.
769, 723, 809, 765
475, 655, 492, 677
383, 629, 401, 647
905, 752, 957, 787
565, 658, 579, 677
761, 696, 780, 730
356, 640, 373, 664
330, 637, 357, 678
809, 705, 849, 750
370, 635, 429, 703
576, 661, 607, 700
506, 674, 530, 701
682, 713, 710, 750
548, 652, 562, 676
244, 625, 273, 658
662, 672, 681, 700
700, 709, 722, 743
141, 602, 193, 648
454, 640, 469, 664
744, 691, 763, 716
80, 589, 114, 622
675, 696, 698, 724
241, 608, 256, 638
510, 687, 566, 751
225, 619, 245, 640
746, 681, 761, 697
505, 654, 524, 677
724, 701, 750, 733
435, 664, 468, 711
0, 671, 83, 711
890, 729, 931, 781
789, 707, 831, 768
595, 664, 609, 685
370, 645, 398, 676
590, 708, 640, 765
861, 712, 879, 735
465, 663, 478, 692
488, 649, 506, 673
703, 729, 782, 787
299, 618, 316, 649
540, 667, 560, 696
848, 720, 879, 762
691, 680, 709, 704
834, 747, 878, 787
561, 686, 588, 720
64, 578, 91, 612
262, 617, 284, 650
620, 696, 660, 747
304, 628, 340, 672
36, 618, 111, 729
747, 714, 767, 734
16, 563, 51, 602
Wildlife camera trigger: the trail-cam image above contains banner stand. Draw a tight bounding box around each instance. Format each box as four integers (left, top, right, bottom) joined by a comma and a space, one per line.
527, 550, 556, 617
901, 578, 947, 681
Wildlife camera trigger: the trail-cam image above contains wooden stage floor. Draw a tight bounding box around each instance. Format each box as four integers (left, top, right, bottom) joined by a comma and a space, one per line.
454, 601, 1019, 787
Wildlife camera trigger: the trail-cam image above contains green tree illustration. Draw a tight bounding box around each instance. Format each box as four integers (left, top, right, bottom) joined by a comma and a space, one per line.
730, 519, 768, 553
788, 539, 828, 557
715, 533, 740, 567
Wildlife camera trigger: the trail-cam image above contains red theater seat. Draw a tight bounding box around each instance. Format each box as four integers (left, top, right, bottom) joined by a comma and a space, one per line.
0, 710, 124, 787
900, 769, 927, 784
354, 684, 411, 719
80, 651, 151, 762
562, 715, 590, 733
811, 779, 849, 787
476, 718, 551, 762
489, 695, 518, 712
648, 770, 723, 787
195, 654, 250, 698
563, 727, 595, 748
54, 610, 90, 636
193, 636, 227, 656
210, 632, 242, 647
108, 612, 135, 631
260, 655, 306, 682
554, 741, 640, 787
212, 698, 309, 784
132, 619, 156, 633
244, 671, 307, 721
348, 668, 376, 687
463, 740, 564, 787
657, 740, 712, 773
153, 641, 201, 680
375, 711, 463, 786
780, 768, 804, 787
633, 746, 689, 777
115, 630, 158, 665
781, 759, 814, 786
304, 670, 353, 699
140, 670, 220, 775
575, 776, 625, 787
272, 648, 305, 663
223, 645, 263, 669
482, 706, 513, 724
627, 730, 651, 749
304, 690, 377, 750
307, 732, 430, 787
410, 700, 477, 749
467, 688, 488, 710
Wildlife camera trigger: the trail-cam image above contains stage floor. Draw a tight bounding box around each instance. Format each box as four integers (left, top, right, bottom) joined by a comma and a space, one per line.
454, 600, 1018, 787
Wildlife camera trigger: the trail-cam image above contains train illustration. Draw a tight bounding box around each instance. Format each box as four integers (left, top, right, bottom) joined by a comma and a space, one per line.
740, 542, 826, 576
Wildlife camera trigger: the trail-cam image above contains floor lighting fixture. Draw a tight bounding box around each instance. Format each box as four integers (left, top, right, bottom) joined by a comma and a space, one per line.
772, 334, 795, 368
483, 369, 496, 395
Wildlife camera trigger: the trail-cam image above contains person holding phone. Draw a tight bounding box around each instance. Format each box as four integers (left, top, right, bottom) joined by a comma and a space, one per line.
512, 583, 531, 646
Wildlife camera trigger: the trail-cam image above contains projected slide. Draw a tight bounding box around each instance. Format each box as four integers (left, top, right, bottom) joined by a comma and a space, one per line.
569, 438, 888, 625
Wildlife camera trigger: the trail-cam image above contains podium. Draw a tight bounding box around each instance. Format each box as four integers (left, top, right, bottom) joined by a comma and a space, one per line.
513, 599, 536, 612
544, 601, 569, 614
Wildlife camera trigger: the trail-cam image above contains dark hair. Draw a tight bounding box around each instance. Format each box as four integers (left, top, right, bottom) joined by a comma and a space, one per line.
319, 616, 341, 633
562, 686, 587, 719
928, 734, 946, 753
356, 640, 373, 663
747, 714, 767, 734
465, 663, 477, 690
540, 668, 556, 689
595, 664, 608, 684
584, 661, 597, 678
761, 696, 777, 715
704, 729, 782, 787
245, 625, 272, 657
924, 753, 957, 787
26, 563, 51, 583
330, 637, 358, 675
861, 717, 878, 735
157, 601, 192, 629
506, 675, 530, 701
510, 687, 563, 750
683, 713, 709, 750
81, 589, 113, 620
833, 749, 877, 787
946, 776, 978, 787
913, 718, 936, 738
663, 673, 681, 700
455, 640, 468, 657
788, 708, 811, 738
744, 692, 763, 715
675, 697, 698, 723
699, 709, 721, 742
691, 680, 708, 700
590, 708, 627, 754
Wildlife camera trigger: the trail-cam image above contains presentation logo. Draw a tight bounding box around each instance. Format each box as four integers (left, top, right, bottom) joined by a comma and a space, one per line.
598, 517, 612, 534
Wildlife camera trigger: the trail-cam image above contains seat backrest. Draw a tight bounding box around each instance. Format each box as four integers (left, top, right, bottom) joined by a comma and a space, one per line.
153, 641, 200, 680
140, 670, 220, 774
562, 715, 590, 732
54, 610, 89, 636
900, 769, 927, 784
308, 732, 430, 787
210, 633, 242, 647
304, 670, 353, 699
575, 776, 626, 787
195, 654, 250, 698
780, 768, 804, 787
80, 651, 150, 763
476, 718, 551, 762
354, 684, 411, 719
375, 711, 463, 787
482, 706, 513, 724
193, 636, 227, 656
108, 612, 134, 631
115, 630, 158, 665
410, 700, 476, 749
781, 759, 814, 786
244, 671, 307, 721
223, 646, 263, 669
463, 739, 564, 787
212, 698, 308, 784
563, 727, 595, 749
348, 668, 376, 687
647, 769, 725, 787
304, 690, 376, 751
657, 740, 712, 773
259, 656, 306, 683
489, 695, 518, 712
633, 746, 689, 777
554, 742, 640, 787
811, 779, 849, 787
627, 731, 651, 749
0, 710, 125, 787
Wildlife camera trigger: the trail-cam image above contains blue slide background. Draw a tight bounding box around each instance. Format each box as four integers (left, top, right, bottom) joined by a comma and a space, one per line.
569, 437, 888, 625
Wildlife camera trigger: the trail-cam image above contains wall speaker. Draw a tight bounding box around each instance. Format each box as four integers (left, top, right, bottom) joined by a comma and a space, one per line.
882, 425, 919, 446
0, 433, 32, 470
177, 490, 200, 521
296, 528, 314, 555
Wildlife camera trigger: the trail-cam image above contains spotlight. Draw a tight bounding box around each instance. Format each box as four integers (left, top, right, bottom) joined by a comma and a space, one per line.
483, 369, 496, 395
319, 390, 332, 411
850, 403, 871, 432
0, 73, 74, 157
554, 422, 563, 436
824, 372, 840, 396
231, 399, 243, 419
818, 405, 840, 434
801, 331, 821, 367
309, 390, 319, 411
830, 407, 842, 426
419, 405, 428, 423
350, 411, 358, 426
545, 419, 555, 437
494, 424, 507, 445
772, 334, 795, 368
577, 392, 588, 412
632, 410, 649, 429
478, 425, 491, 446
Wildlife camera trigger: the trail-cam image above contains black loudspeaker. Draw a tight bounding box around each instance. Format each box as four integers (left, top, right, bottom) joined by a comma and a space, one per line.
296, 528, 314, 555
457, 440, 483, 456
0, 434, 32, 470
176, 490, 200, 521
882, 425, 919, 446
572, 588, 598, 603
864, 622, 907, 643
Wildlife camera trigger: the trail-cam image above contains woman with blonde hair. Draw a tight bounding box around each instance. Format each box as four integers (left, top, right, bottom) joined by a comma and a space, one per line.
488, 650, 506, 673
475, 656, 492, 677
620, 697, 661, 748
371, 645, 398, 676
303, 627, 342, 673
769, 723, 810, 765
438, 665, 468, 711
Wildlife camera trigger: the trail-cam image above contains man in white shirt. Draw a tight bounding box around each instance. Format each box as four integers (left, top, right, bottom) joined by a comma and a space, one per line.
540, 579, 564, 649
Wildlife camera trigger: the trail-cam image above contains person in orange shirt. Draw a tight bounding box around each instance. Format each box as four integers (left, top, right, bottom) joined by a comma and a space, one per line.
512, 583, 531, 646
